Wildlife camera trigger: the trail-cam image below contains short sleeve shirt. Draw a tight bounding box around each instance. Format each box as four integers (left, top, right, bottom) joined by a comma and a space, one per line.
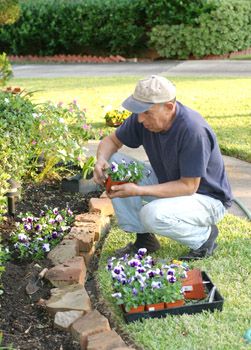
115, 101, 233, 207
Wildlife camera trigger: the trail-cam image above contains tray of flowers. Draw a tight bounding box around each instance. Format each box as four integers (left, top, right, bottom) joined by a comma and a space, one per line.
107, 249, 224, 323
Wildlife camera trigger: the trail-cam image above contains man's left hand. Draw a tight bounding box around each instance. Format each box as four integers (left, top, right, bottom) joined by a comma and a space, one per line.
107, 183, 140, 198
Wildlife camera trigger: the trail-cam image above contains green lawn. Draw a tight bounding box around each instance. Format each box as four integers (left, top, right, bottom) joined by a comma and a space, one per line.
12, 76, 251, 162
97, 214, 251, 350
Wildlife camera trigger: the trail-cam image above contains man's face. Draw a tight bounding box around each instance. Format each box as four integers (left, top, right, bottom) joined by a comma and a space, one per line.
137, 102, 176, 132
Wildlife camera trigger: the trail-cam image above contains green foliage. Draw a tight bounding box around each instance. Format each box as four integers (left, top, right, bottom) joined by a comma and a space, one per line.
0, 91, 36, 205
0, 0, 146, 56
150, 0, 251, 59
143, 0, 217, 26
0, 0, 20, 25
0, 53, 12, 86
30, 100, 89, 181
81, 156, 96, 180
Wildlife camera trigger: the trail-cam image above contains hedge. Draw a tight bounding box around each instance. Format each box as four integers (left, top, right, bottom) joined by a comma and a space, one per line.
0, 0, 146, 56
150, 0, 251, 59
0, 0, 217, 57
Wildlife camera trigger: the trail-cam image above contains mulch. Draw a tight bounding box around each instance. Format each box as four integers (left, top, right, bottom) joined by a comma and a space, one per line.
0, 180, 102, 350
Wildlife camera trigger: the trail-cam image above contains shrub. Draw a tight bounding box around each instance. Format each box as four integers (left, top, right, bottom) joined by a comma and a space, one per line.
150, 0, 251, 59
30, 100, 90, 181
0, 0, 20, 25
143, 0, 217, 26
0, 53, 12, 86
0, 91, 36, 210
0, 0, 146, 56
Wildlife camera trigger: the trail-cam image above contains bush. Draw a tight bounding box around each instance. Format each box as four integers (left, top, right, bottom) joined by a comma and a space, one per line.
143, 0, 217, 26
150, 0, 251, 59
0, 0, 20, 25
0, 91, 36, 212
0, 0, 146, 56
0, 52, 12, 86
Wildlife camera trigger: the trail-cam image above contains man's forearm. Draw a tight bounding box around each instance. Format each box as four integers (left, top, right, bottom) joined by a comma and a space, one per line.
96, 135, 122, 161
137, 178, 200, 198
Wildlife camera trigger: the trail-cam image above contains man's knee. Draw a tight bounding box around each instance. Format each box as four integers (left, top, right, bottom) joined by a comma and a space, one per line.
139, 202, 180, 233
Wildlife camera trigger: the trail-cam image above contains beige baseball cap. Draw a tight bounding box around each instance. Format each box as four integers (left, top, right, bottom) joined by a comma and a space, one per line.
122, 75, 176, 113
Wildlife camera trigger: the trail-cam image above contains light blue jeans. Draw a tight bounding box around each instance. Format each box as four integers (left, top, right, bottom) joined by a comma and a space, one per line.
110, 153, 226, 250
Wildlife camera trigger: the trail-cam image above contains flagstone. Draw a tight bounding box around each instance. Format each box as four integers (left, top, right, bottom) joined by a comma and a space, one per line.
71, 309, 110, 348
66, 226, 95, 252
48, 239, 79, 265
45, 256, 86, 287
87, 330, 126, 350
54, 310, 83, 331
89, 198, 114, 217
46, 284, 91, 315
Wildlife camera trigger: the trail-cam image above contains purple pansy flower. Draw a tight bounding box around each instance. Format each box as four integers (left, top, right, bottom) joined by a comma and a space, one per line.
24, 223, 32, 231
53, 208, 59, 215
35, 224, 42, 232
18, 233, 29, 242
128, 258, 141, 268
137, 248, 147, 256
112, 292, 122, 299
42, 243, 50, 252
167, 275, 177, 283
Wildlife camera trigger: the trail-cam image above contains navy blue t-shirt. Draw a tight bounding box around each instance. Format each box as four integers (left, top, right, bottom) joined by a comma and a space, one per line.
115, 101, 233, 208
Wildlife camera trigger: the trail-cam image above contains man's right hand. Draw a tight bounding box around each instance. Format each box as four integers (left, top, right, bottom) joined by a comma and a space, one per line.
93, 157, 109, 185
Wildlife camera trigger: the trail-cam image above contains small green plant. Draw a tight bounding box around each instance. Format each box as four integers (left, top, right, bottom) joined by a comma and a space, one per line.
9, 207, 74, 260
0, 53, 13, 87
81, 156, 96, 179
30, 100, 90, 181
107, 160, 145, 182
104, 108, 131, 127
107, 249, 188, 312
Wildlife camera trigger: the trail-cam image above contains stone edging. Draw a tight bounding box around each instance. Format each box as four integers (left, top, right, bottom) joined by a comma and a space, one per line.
43, 191, 134, 350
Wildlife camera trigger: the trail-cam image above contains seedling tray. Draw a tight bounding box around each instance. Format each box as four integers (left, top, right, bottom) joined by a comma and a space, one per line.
124, 271, 224, 323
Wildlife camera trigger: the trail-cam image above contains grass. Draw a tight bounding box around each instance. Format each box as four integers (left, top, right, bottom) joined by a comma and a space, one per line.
97, 214, 251, 350
230, 54, 251, 60
11, 76, 251, 162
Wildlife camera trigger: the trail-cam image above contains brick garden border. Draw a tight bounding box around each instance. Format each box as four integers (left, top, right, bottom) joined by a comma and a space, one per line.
43, 192, 135, 350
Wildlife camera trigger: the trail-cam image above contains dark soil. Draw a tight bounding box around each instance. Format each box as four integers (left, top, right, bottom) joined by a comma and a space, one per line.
0, 180, 102, 350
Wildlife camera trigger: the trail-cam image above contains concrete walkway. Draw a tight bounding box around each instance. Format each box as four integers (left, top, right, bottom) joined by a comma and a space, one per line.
87, 141, 251, 220
13, 60, 251, 78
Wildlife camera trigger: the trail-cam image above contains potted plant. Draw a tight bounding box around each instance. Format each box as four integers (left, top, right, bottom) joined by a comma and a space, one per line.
105, 160, 145, 192
104, 108, 131, 127
62, 156, 99, 194
107, 248, 188, 313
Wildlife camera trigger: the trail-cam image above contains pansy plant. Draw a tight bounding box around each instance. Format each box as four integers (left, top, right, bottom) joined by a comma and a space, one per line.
107, 248, 189, 312
10, 206, 74, 260
106, 159, 147, 183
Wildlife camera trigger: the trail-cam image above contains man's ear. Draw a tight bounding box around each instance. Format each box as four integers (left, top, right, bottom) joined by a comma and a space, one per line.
164, 101, 175, 111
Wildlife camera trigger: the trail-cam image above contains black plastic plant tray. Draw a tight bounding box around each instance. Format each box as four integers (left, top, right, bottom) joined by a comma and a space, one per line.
124, 271, 224, 323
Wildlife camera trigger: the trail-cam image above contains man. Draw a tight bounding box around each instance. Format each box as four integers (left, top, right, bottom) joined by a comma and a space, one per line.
94, 75, 233, 260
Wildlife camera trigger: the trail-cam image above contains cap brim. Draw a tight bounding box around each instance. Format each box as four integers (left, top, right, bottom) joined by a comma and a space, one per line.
122, 95, 154, 113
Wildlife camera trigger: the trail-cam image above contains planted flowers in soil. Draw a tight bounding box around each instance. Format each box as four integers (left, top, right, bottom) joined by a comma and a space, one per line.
105, 160, 146, 192
9, 206, 74, 260
107, 248, 188, 313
